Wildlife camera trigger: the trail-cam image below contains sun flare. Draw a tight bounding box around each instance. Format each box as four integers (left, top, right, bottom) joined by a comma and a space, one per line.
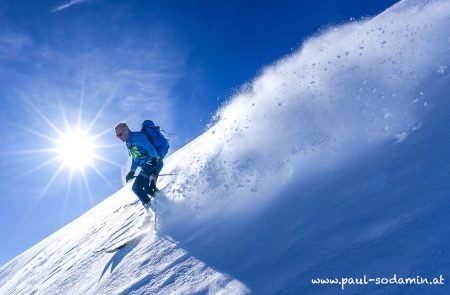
57, 129, 96, 170
15, 95, 124, 203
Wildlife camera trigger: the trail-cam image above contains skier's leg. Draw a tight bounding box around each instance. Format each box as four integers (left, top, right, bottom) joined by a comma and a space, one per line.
132, 175, 151, 205
133, 171, 154, 227
149, 159, 164, 192
155, 159, 164, 182
141, 162, 158, 196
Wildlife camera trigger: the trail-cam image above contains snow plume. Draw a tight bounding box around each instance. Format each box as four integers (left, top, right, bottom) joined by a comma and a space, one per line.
162, 0, 450, 221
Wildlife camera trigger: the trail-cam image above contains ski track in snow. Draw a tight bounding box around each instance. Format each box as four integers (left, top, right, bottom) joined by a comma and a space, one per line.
1, 0, 450, 294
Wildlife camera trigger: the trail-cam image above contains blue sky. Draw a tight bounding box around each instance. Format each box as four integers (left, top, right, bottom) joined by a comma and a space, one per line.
0, 0, 398, 266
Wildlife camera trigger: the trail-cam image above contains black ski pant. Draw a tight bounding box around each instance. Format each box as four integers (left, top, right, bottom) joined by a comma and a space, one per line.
132, 159, 163, 205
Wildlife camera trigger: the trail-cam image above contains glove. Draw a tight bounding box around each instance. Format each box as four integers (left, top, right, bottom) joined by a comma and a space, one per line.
150, 157, 159, 167
126, 171, 135, 182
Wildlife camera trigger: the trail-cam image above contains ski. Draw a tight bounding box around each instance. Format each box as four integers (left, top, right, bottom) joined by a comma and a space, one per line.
95, 233, 145, 253
104, 234, 144, 253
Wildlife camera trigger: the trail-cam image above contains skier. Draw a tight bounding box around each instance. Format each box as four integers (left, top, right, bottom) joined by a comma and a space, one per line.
115, 122, 163, 215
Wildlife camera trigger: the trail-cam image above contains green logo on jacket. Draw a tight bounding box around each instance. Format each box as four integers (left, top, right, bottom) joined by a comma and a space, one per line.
129, 146, 141, 159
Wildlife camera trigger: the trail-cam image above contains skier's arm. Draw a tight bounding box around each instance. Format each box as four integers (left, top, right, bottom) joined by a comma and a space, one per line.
130, 157, 139, 172
127, 136, 140, 172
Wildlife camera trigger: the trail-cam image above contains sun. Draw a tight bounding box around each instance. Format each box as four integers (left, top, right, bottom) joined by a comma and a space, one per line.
57, 129, 96, 170
14, 92, 126, 206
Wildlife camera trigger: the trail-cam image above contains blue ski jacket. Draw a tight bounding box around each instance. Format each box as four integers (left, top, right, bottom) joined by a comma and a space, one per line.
126, 131, 159, 172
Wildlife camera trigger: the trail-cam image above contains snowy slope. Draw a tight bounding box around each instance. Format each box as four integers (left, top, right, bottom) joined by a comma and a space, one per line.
1, 0, 450, 294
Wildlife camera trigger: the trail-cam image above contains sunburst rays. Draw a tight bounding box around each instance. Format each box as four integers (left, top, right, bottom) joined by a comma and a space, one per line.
13, 94, 124, 211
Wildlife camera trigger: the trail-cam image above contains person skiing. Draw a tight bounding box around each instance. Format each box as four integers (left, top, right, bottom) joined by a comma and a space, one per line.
115, 122, 163, 214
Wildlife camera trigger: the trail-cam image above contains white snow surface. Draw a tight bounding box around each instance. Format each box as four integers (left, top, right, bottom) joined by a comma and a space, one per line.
2, 0, 450, 294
